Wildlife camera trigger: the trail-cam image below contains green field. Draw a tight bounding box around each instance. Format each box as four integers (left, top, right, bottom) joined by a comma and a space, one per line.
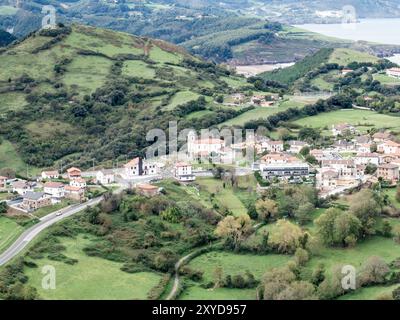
24, 236, 162, 300
384, 188, 400, 209
0, 92, 27, 113
0, 216, 24, 254
181, 251, 291, 299
307, 237, 400, 277
0, 5, 18, 15
293, 109, 400, 134
122, 60, 156, 79
196, 178, 249, 216
328, 48, 379, 66
165, 90, 200, 110
373, 73, 400, 85
0, 140, 39, 176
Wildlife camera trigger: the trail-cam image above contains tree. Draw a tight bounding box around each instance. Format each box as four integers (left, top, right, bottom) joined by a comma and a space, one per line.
311, 263, 325, 286
256, 199, 278, 221
392, 286, 400, 300
262, 266, 317, 300
396, 187, 400, 203
317, 265, 346, 299
269, 220, 304, 254
215, 215, 253, 250
160, 206, 182, 223
315, 208, 362, 247
365, 163, 377, 175
359, 256, 390, 286
381, 220, 392, 237
0, 202, 7, 215
349, 189, 381, 236
299, 146, 310, 156
294, 248, 309, 266
294, 202, 314, 225
276, 281, 317, 300
394, 225, 400, 243
213, 267, 224, 288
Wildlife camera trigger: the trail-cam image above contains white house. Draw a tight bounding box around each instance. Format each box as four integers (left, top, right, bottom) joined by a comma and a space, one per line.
143, 161, 158, 175
258, 140, 284, 154
288, 141, 308, 154
174, 162, 196, 182
354, 153, 380, 166
12, 180, 33, 195
124, 157, 142, 178
123, 157, 159, 179
43, 182, 65, 199
0, 176, 7, 189
187, 131, 225, 158
332, 123, 355, 136
41, 170, 59, 180
321, 159, 356, 178
70, 177, 87, 189
96, 169, 115, 185
378, 140, 400, 155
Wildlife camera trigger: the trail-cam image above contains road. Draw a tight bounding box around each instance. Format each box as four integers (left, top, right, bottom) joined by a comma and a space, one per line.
0, 196, 103, 266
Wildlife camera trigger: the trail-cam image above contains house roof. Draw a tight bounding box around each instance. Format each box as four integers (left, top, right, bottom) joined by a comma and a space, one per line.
23, 191, 46, 201
124, 157, 141, 167
267, 140, 284, 145
72, 178, 86, 183
42, 170, 58, 176
99, 169, 114, 175
175, 162, 190, 167
322, 170, 339, 178
356, 153, 379, 158
0, 176, 7, 180
65, 185, 83, 192
289, 141, 307, 146
44, 182, 64, 188
12, 180, 28, 188
136, 183, 158, 191
67, 167, 81, 173
373, 132, 392, 139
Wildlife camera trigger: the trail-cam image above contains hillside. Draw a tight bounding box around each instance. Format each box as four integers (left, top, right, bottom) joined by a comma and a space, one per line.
260, 48, 380, 86
0, 24, 252, 172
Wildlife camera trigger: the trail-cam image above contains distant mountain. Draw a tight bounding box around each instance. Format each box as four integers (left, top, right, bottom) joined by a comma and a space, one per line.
0, 29, 15, 46
0, 1, 399, 64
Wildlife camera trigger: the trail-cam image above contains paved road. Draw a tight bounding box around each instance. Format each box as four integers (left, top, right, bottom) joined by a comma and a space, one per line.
0, 197, 103, 266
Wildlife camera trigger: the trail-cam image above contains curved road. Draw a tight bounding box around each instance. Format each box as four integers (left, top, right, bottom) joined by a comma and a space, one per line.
0, 197, 103, 266
165, 223, 264, 300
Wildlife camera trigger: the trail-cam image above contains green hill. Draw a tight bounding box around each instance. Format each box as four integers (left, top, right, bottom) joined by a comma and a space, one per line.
260, 48, 380, 86
0, 24, 250, 173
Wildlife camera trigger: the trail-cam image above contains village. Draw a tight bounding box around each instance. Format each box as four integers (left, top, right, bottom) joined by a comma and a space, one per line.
0, 125, 399, 216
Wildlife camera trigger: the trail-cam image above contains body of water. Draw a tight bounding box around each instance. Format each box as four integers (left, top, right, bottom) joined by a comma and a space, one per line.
296, 19, 400, 46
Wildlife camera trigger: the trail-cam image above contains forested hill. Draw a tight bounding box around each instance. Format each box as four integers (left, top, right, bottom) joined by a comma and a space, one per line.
0, 24, 253, 170
0, 29, 15, 46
